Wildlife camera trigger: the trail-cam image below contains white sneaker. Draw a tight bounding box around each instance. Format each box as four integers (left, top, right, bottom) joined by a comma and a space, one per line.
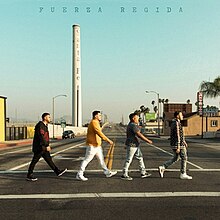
158, 166, 165, 178
141, 173, 152, 178
106, 170, 117, 178
180, 173, 192, 180
76, 173, 88, 181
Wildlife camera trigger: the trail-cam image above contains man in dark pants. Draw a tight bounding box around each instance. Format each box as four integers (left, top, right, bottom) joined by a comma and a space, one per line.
121, 112, 153, 181
26, 112, 67, 181
158, 111, 192, 180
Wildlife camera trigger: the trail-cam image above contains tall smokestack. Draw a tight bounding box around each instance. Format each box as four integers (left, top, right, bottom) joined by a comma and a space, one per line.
72, 24, 82, 127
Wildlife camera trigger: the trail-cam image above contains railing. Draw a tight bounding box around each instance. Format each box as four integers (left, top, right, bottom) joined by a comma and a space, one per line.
5, 127, 27, 141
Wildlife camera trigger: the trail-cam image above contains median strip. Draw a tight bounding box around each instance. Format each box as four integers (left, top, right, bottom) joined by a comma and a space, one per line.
104, 140, 116, 170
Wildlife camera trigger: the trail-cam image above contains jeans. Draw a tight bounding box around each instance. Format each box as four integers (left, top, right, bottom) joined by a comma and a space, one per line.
78, 146, 110, 176
27, 151, 59, 175
163, 147, 187, 174
122, 146, 146, 176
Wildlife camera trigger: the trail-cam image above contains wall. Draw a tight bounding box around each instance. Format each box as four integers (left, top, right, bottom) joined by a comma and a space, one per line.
0, 97, 6, 141
185, 115, 220, 136
48, 124, 87, 139
164, 114, 220, 136
27, 127, 35, 139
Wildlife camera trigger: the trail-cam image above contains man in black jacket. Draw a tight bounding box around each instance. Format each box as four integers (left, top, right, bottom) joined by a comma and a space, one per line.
26, 113, 67, 181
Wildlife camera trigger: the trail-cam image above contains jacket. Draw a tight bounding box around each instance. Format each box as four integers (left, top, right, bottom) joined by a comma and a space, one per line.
32, 121, 50, 153
86, 119, 110, 146
170, 118, 185, 148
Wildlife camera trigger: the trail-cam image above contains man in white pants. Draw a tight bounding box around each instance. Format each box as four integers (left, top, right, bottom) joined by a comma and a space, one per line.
76, 111, 117, 181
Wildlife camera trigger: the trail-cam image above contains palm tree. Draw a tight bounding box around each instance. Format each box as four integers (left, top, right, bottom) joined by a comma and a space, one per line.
200, 76, 220, 98
164, 99, 169, 104
151, 100, 155, 109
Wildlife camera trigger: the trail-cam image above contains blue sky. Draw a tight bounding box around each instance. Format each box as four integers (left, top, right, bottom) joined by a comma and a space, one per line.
1, 0, 220, 123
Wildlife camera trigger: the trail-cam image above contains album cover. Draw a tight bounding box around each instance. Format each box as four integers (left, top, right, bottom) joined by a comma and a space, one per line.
1, 0, 219, 124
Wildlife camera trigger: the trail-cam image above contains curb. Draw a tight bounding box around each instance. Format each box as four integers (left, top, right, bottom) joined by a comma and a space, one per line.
0, 140, 33, 149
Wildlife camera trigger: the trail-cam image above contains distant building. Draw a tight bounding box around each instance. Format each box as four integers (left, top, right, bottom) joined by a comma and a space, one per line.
163, 103, 220, 136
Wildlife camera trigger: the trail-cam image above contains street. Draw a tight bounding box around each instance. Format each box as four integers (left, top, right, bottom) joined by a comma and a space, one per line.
0, 124, 220, 220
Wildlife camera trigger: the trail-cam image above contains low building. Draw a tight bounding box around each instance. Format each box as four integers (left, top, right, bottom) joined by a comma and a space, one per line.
163, 103, 220, 136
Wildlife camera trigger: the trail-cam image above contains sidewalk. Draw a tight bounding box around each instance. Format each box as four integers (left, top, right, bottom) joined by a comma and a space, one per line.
186, 136, 220, 145
158, 135, 220, 145
0, 139, 33, 149
0, 138, 63, 149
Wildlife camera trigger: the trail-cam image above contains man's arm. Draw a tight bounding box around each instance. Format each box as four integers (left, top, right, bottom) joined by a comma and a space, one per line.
93, 120, 113, 145
38, 123, 50, 151
176, 121, 181, 153
136, 131, 152, 144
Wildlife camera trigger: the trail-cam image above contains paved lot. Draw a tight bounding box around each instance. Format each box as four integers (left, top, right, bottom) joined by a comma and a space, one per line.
0, 125, 220, 220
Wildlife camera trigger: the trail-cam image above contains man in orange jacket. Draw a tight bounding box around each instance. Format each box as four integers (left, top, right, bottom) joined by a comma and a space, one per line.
76, 110, 117, 181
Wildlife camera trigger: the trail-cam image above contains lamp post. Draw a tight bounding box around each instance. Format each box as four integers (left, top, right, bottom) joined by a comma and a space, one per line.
52, 94, 67, 139
146, 91, 160, 136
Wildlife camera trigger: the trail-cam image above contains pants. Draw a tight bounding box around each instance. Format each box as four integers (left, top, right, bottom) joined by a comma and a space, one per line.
122, 146, 146, 176
78, 146, 110, 176
163, 147, 187, 174
27, 151, 59, 175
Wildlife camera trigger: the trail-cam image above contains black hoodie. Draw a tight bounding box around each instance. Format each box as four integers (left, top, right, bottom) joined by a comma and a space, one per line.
32, 121, 50, 153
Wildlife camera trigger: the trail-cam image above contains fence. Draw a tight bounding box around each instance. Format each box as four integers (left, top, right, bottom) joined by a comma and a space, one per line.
6, 127, 28, 141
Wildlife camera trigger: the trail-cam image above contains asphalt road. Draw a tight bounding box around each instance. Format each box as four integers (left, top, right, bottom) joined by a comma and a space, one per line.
0, 124, 220, 220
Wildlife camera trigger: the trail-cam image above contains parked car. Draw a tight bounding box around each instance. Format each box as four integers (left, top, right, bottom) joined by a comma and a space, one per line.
62, 130, 75, 139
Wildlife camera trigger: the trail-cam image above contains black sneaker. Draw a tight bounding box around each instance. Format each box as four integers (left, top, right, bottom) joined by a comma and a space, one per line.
121, 175, 133, 181
141, 173, 152, 178
26, 174, 38, 182
57, 168, 67, 177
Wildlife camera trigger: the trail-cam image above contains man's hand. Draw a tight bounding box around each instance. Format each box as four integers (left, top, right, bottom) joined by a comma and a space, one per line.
137, 131, 152, 144
42, 146, 51, 152
147, 139, 153, 144
184, 141, 188, 148
108, 140, 114, 146
46, 146, 51, 152
176, 148, 180, 154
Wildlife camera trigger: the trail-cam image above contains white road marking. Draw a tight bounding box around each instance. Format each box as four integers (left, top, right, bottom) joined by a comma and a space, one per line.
53, 155, 85, 161
188, 142, 220, 151
0, 192, 219, 199
7, 142, 85, 171
1, 168, 220, 174
0, 148, 30, 156
149, 144, 204, 170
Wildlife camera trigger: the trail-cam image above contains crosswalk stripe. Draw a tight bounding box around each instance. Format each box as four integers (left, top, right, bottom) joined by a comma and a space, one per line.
0, 192, 219, 199
1, 168, 220, 174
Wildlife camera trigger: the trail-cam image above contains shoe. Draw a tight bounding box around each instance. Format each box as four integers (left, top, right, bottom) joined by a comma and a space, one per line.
141, 172, 152, 178
76, 173, 88, 181
180, 173, 192, 180
121, 175, 133, 181
158, 166, 165, 178
106, 170, 117, 178
26, 174, 38, 182
57, 168, 67, 177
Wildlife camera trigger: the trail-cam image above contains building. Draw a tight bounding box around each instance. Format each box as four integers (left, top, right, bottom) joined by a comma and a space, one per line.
163, 103, 220, 136
0, 96, 7, 141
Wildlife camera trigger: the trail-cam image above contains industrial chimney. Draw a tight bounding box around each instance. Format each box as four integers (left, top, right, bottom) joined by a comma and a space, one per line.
72, 24, 82, 127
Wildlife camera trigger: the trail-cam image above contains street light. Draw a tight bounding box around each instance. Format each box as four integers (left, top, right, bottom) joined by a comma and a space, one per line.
52, 94, 67, 139
146, 90, 160, 136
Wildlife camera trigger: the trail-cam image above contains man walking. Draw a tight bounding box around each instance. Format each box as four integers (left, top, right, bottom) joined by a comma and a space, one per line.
26, 113, 67, 181
158, 111, 192, 179
76, 111, 117, 181
121, 112, 153, 181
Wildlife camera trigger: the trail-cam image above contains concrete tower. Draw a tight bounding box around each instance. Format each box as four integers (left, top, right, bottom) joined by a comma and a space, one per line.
72, 24, 82, 127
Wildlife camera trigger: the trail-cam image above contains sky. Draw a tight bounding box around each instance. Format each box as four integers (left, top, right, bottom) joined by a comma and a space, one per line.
0, 0, 220, 124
